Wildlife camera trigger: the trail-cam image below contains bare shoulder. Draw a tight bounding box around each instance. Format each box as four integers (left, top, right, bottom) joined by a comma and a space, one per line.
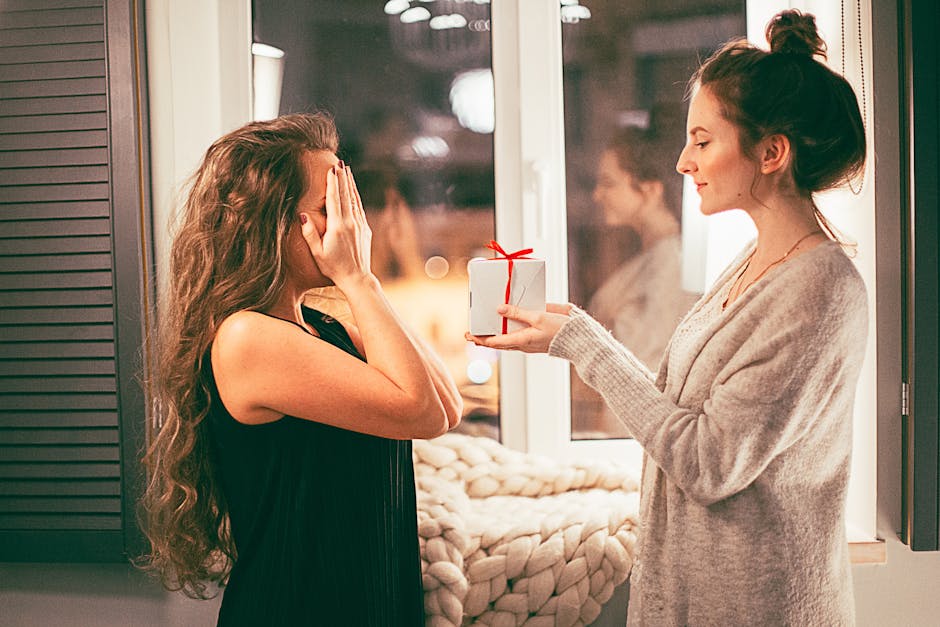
211, 311, 303, 424
216, 309, 273, 344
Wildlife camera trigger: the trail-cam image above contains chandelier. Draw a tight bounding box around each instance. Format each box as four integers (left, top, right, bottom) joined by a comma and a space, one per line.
384, 0, 591, 71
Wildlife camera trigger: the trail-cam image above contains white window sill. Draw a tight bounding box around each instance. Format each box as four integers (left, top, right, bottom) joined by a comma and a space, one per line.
850, 540, 886, 564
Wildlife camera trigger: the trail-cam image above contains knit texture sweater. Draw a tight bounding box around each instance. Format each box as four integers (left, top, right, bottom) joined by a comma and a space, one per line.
549, 239, 867, 626
588, 235, 699, 370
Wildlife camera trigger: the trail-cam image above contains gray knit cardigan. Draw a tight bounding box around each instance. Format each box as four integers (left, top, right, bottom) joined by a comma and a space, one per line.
549, 240, 867, 626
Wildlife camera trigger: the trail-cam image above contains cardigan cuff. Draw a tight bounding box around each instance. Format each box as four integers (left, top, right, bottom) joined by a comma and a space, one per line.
548, 306, 670, 442
549, 307, 654, 379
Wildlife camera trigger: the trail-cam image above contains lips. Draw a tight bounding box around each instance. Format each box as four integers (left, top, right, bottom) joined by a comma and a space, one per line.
695, 182, 706, 193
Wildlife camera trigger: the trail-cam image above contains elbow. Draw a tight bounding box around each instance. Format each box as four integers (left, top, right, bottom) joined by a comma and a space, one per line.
678, 474, 747, 507
414, 387, 462, 438
396, 385, 463, 439
414, 413, 449, 440
683, 486, 730, 508
409, 397, 451, 440
446, 397, 463, 431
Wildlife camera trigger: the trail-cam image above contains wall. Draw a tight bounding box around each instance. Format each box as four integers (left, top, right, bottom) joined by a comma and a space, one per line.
145, 0, 251, 299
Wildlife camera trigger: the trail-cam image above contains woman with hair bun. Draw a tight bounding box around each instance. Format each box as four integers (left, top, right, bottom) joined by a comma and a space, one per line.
468, 10, 866, 625
140, 112, 462, 625
589, 108, 699, 373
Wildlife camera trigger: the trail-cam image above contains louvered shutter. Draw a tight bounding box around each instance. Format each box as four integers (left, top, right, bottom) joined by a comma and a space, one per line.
0, 0, 151, 561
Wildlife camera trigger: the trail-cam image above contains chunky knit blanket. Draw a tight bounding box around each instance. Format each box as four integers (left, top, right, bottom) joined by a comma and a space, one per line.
414, 434, 640, 627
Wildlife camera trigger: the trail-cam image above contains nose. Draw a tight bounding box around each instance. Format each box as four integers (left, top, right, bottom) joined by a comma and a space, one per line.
676, 145, 694, 175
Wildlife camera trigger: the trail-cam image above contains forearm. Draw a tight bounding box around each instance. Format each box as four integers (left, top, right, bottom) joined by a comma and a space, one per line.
548, 307, 836, 507
407, 328, 462, 428
550, 307, 661, 439
337, 274, 448, 429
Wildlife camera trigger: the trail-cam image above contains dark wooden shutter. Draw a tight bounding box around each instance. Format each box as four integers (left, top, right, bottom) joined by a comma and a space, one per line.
902, 0, 940, 552
0, 0, 151, 561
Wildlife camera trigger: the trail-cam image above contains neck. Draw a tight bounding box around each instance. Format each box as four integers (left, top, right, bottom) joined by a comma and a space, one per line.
264, 283, 308, 326
635, 201, 680, 251
746, 195, 820, 266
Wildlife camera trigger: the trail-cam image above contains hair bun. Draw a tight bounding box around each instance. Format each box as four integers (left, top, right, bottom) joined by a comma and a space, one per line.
765, 9, 827, 59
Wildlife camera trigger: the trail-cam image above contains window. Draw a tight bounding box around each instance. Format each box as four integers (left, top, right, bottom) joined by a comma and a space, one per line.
253, 0, 501, 438
149, 0, 883, 550
561, 2, 745, 440
492, 0, 879, 542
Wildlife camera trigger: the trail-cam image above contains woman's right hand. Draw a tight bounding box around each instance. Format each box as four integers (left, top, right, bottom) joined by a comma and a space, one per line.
300, 163, 373, 287
465, 302, 573, 354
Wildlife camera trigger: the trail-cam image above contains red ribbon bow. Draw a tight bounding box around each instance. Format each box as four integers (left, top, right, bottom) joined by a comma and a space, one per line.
486, 240, 534, 334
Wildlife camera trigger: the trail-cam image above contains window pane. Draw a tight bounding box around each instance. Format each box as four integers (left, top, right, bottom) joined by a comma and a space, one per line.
562, 1, 746, 439
253, 0, 499, 439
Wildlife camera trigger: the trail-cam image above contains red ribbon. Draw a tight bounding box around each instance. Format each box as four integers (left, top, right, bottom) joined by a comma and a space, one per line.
486, 240, 534, 334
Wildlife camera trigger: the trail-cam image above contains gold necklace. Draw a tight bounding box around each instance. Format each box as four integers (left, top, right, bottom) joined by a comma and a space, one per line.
722, 230, 823, 311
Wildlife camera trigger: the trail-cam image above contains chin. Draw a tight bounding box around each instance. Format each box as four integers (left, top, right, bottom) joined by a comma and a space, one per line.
698, 202, 729, 216
308, 276, 334, 289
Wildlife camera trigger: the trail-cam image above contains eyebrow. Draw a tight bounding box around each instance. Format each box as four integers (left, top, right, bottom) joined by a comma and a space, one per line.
688, 126, 709, 135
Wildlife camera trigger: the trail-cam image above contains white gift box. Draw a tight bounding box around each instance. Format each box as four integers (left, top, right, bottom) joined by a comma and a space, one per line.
468, 257, 546, 335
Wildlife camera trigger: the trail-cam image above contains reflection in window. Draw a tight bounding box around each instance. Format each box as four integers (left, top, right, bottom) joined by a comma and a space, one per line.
253, 0, 499, 439
562, 2, 746, 439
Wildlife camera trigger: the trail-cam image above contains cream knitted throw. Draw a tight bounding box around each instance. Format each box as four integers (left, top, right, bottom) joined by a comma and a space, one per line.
414, 434, 639, 627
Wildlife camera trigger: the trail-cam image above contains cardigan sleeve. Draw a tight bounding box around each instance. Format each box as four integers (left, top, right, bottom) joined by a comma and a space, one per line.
549, 268, 867, 507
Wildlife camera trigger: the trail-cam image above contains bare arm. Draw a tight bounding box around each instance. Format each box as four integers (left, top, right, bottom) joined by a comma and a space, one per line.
344, 322, 461, 429
213, 164, 451, 439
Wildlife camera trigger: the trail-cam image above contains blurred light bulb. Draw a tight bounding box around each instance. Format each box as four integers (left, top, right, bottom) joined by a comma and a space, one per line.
430, 14, 468, 30
561, 5, 591, 23
449, 69, 494, 134
424, 256, 450, 279
400, 7, 431, 23
467, 359, 493, 384
411, 135, 450, 159
384, 0, 409, 15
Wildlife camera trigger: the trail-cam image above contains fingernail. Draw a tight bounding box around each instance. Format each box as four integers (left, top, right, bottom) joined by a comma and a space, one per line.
299, 213, 308, 224
497, 305, 509, 314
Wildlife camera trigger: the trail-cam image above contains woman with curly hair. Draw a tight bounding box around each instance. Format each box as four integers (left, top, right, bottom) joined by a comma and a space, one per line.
469, 10, 866, 626
141, 112, 461, 626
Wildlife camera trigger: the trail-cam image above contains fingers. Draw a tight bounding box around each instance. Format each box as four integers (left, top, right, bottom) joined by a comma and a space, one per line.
546, 302, 573, 315
464, 331, 525, 351
325, 166, 342, 224
495, 304, 540, 326
337, 163, 355, 223
464, 327, 550, 353
346, 167, 366, 227
465, 305, 569, 354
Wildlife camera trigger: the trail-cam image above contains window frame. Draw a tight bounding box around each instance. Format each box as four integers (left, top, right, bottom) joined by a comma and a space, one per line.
490, 0, 882, 543
491, 1, 646, 466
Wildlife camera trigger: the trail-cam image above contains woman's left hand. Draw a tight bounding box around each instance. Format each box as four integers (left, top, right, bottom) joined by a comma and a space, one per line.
465, 303, 573, 354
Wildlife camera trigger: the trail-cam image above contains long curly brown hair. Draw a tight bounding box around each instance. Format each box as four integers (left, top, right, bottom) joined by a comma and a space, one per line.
139, 113, 339, 598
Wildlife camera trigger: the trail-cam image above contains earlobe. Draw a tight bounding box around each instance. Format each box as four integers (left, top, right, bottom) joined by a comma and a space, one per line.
641, 180, 664, 200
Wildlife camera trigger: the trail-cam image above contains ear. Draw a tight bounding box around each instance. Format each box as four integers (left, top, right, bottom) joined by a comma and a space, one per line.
638, 179, 664, 202
758, 134, 791, 174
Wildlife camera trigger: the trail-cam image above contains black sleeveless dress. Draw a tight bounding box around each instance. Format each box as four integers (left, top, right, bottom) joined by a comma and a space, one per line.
206, 306, 425, 626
